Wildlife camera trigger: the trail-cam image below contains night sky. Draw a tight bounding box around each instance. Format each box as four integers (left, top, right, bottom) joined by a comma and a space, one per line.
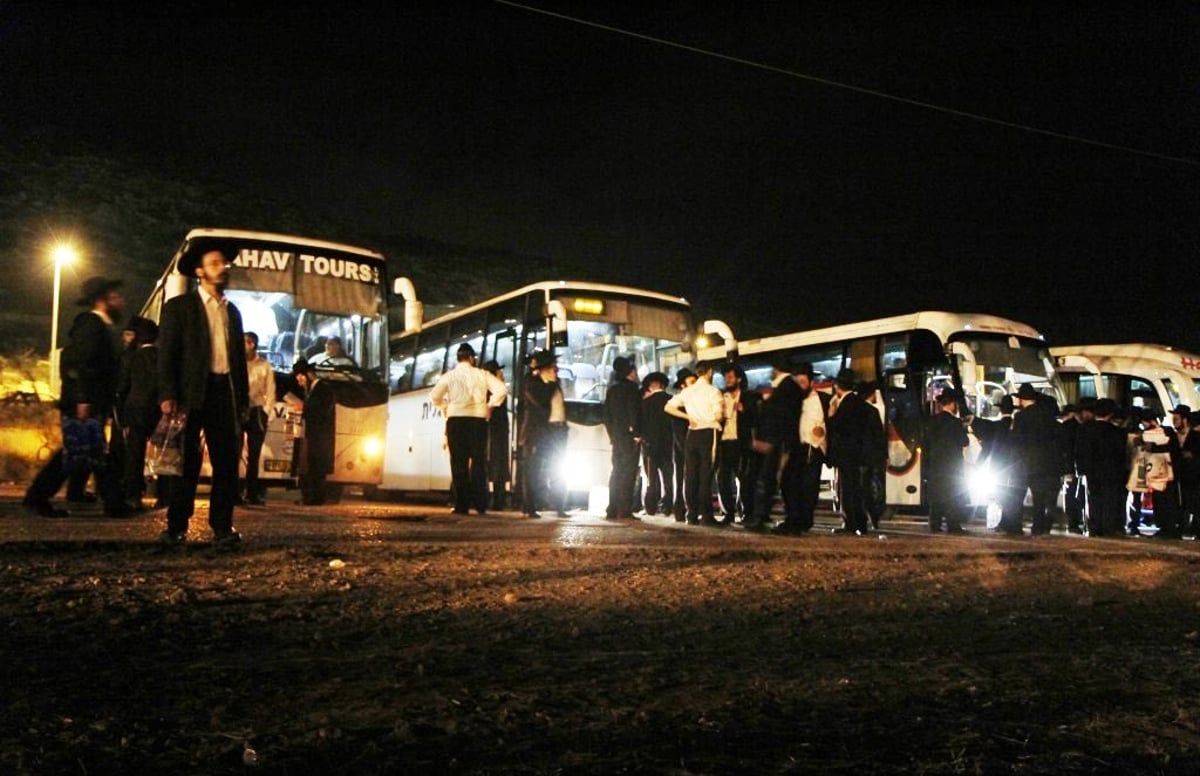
2, 1, 1196, 347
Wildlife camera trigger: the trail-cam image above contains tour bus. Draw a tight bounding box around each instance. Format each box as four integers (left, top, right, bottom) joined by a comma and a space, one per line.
141, 228, 390, 488
1051, 344, 1200, 424
383, 280, 702, 511
698, 311, 1066, 509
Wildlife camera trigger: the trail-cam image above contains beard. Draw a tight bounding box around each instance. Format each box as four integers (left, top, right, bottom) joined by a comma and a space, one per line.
107, 306, 125, 325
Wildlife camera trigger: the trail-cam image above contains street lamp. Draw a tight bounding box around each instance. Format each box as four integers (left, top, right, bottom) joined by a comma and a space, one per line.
49, 243, 77, 396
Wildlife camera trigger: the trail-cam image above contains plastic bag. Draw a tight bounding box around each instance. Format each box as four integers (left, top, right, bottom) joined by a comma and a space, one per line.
148, 411, 187, 477
62, 417, 107, 474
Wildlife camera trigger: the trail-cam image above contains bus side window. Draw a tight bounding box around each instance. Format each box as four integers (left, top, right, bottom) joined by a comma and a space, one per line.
412, 324, 449, 389
390, 337, 417, 394
845, 336, 878, 384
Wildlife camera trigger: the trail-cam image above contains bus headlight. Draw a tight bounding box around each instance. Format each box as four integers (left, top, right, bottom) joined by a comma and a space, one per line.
967, 464, 998, 502
362, 435, 383, 459
558, 450, 595, 490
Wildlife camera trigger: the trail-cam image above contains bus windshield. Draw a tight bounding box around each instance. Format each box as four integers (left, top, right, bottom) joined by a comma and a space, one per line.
551, 296, 693, 403
951, 333, 1061, 418
226, 289, 386, 381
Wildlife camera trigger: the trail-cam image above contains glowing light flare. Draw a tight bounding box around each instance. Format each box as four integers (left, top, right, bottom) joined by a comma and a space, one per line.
572, 298, 605, 315
362, 436, 383, 458
51, 243, 78, 267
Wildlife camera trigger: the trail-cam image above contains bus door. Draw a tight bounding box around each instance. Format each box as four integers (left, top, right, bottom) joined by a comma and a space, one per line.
487, 327, 520, 474
882, 368, 923, 507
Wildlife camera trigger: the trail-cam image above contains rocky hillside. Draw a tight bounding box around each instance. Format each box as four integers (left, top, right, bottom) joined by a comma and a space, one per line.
0, 135, 620, 356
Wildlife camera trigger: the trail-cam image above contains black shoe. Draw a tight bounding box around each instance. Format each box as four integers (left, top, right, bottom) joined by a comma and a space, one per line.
213, 528, 242, 546
525, 511, 542, 519
772, 522, 803, 535
946, 525, 966, 535
245, 495, 266, 507
67, 492, 98, 504
23, 499, 69, 518
157, 529, 186, 545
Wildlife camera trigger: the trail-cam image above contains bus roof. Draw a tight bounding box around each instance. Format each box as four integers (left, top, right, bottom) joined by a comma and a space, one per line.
721, 311, 1047, 357
180, 228, 385, 261
411, 280, 691, 331
1050, 343, 1200, 376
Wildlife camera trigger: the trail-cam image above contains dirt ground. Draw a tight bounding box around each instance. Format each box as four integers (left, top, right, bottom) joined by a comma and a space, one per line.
2, 498, 1199, 775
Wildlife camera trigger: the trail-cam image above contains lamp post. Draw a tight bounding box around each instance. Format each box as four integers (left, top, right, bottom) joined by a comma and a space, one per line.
49, 243, 77, 396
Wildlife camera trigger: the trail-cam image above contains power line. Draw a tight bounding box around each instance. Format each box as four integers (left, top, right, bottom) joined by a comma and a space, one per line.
494, 0, 1198, 168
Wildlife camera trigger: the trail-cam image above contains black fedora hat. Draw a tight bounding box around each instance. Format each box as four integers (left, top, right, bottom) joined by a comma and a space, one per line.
177, 237, 239, 276
76, 276, 123, 306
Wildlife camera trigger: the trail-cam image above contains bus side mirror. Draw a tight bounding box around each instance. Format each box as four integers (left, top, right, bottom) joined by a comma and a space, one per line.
546, 300, 568, 347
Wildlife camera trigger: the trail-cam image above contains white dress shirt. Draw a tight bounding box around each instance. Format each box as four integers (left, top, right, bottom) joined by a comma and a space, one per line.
246, 356, 276, 409
799, 390, 827, 453
198, 285, 230, 374
666, 379, 724, 431
430, 361, 508, 419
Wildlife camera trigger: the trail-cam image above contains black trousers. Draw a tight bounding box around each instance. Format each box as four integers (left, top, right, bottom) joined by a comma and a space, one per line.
242, 407, 268, 499
607, 435, 640, 519
642, 448, 674, 515
781, 445, 822, 530
168, 374, 240, 535
672, 435, 687, 519
683, 428, 718, 521
1063, 475, 1086, 531
122, 425, 150, 503
447, 416, 489, 513
1021, 473, 1061, 534
838, 465, 870, 533
717, 439, 754, 519
1086, 477, 1125, 536
926, 469, 966, 530
750, 441, 786, 524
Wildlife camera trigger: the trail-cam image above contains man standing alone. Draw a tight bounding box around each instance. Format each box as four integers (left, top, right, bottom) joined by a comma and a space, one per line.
430, 343, 507, 515
157, 239, 249, 545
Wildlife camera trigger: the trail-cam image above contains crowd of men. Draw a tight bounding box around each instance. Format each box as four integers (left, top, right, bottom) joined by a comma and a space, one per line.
590, 355, 1200, 540
594, 357, 892, 534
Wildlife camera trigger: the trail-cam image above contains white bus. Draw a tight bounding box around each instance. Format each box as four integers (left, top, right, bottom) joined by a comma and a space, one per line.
1051, 343, 1200, 424
382, 280, 702, 511
141, 228, 391, 488
698, 311, 1065, 508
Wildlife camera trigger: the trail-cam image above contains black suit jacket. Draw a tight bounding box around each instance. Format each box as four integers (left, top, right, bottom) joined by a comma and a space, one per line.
59, 311, 120, 415
158, 291, 249, 415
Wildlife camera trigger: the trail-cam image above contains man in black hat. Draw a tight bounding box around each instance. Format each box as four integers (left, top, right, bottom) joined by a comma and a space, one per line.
24, 276, 137, 518
291, 358, 336, 505
157, 239, 249, 544
1075, 398, 1127, 536
481, 360, 511, 510
1010, 382, 1061, 535
826, 367, 876, 535
640, 371, 674, 516
117, 316, 162, 507
430, 342, 508, 514
517, 349, 566, 518
604, 355, 642, 521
